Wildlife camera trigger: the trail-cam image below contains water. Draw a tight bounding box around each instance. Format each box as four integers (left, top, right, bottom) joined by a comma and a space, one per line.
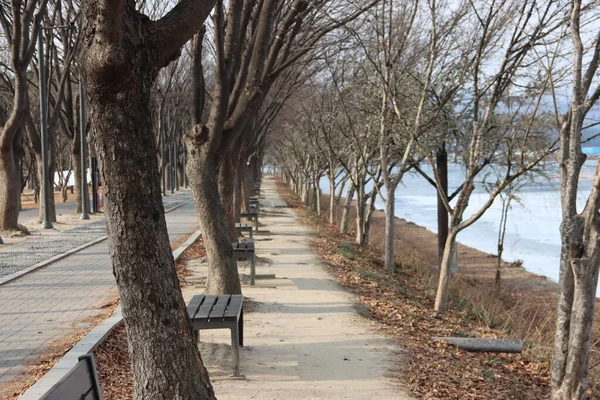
319, 160, 598, 292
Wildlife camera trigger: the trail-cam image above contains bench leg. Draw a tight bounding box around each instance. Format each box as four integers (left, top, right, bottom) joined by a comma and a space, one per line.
250, 253, 256, 286
239, 311, 244, 347
230, 326, 241, 377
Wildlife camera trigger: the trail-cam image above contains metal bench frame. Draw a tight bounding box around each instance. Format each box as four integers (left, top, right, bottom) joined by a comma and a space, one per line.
40, 354, 102, 400
187, 295, 244, 377
232, 242, 256, 285
240, 211, 259, 232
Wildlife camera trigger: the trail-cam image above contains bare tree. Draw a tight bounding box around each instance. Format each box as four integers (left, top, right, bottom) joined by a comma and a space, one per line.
432, 0, 565, 313
552, 1, 600, 398
186, 0, 378, 294
0, 0, 49, 231
79, 1, 217, 398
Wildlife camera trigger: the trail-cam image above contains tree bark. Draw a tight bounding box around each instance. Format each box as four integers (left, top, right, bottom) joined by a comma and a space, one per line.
186, 134, 242, 295
313, 170, 321, 215
36, 158, 57, 222
340, 184, 355, 234
436, 146, 449, 263
354, 180, 365, 245
328, 171, 336, 224
218, 150, 238, 240
80, 1, 217, 398
72, 139, 83, 213
435, 229, 459, 314
0, 142, 22, 231
384, 185, 396, 272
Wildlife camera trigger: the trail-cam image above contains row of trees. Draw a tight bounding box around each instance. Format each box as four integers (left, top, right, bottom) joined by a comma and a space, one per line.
1, 0, 384, 398
2, 0, 599, 398
270, 0, 600, 398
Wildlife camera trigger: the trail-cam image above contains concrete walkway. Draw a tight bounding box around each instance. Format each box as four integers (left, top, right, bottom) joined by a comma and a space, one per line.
184, 176, 411, 399
0, 197, 199, 390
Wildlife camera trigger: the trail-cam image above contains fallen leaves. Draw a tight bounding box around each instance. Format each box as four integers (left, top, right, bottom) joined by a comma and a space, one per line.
94, 234, 207, 400
276, 178, 554, 399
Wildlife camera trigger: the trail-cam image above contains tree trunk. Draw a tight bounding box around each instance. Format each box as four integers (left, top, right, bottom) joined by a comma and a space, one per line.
340, 184, 354, 234
186, 143, 241, 295
80, 1, 217, 398
73, 140, 83, 213
362, 185, 378, 245
328, 172, 336, 224
178, 161, 185, 187
434, 229, 459, 314
384, 186, 396, 272
311, 178, 317, 212
355, 183, 365, 245
233, 169, 242, 224
241, 166, 252, 212
37, 158, 57, 223
302, 178, 309, 205
166, 160, 172, 193
0, 144, 21, 231
85, 79, 214, 400
313, 172, 321, 215
436, 146, 449, 263
553, 250, 599, 399
218, 152, 237, 240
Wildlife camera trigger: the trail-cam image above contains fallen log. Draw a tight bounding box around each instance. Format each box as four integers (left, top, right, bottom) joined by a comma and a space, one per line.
430, 337, 523, 353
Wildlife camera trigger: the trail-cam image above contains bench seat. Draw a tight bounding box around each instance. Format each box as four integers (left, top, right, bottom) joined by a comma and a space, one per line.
187, 294, 244, 377
235, 222, 253, 239
232, 242, 256, 285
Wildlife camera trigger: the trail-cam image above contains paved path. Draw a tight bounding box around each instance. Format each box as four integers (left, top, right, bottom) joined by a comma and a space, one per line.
18, 200, 77, 219
0, 194, 191, 277
183, 176, 411, 399
0, 198, 199, 389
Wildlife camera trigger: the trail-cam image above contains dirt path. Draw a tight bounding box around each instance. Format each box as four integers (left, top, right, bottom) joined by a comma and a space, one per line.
182, 176, 411, 399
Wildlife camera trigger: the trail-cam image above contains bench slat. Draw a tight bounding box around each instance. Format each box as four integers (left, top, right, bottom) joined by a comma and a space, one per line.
224, 295, 243, 320
232, 242, 254, 251
186, 295, 205, 318
196, 295, 218, 320
210, 296, 231, 320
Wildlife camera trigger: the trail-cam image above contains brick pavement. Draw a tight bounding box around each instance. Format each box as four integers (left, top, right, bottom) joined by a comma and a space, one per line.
0, 199, 199, 389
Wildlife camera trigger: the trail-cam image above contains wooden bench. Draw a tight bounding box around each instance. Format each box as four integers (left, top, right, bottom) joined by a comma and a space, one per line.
235, 222, 253, 239
40, 354, 102, 400
240, 211, 259, 232
232, 242, 256, 285
187, 295, 244, 377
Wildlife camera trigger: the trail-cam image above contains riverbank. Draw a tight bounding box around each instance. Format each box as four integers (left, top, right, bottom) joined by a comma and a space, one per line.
287, 181, 600, 397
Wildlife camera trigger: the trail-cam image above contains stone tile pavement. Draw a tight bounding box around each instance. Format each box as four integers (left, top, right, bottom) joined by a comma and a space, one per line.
0, 199, 199, 390
0, 193, 191, 277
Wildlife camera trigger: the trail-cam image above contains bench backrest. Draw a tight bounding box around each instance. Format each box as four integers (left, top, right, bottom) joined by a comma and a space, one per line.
40, 354, 102, 400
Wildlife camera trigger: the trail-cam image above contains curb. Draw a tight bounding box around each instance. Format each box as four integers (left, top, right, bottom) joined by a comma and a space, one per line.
0, 198, 193, 287
18, 228, 202, 400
